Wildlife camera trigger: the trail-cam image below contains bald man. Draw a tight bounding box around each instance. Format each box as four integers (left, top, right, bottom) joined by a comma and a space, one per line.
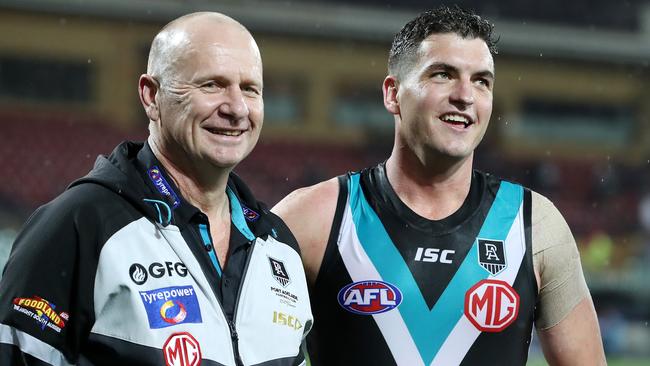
0, 12, 312, 366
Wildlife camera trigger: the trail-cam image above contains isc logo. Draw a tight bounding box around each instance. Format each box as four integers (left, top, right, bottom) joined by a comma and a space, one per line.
464, 279, 520, 332
337, 280, 402, 315
163, 332, 202, 366
272, 311, 302, 330
414, 247, 455, 264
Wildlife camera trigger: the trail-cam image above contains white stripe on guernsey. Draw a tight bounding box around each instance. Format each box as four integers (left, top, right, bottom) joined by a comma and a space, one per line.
430, 203, 526, 366
0, 323, 73, 365
338, 203, 426, 366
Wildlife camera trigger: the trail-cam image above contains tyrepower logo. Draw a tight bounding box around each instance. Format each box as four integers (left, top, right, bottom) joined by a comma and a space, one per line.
139, 286, 202, 329
337, 280, 402, 315
464, 279, 519, 332
148, 166, 181, 208
163, 332, 202, 366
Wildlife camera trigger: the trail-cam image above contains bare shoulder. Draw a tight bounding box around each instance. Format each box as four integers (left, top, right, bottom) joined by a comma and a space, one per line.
273, 177, 340, 222
272, 177, 341, 284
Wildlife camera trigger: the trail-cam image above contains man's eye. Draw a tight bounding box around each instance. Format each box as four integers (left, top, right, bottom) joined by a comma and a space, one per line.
201, 82, 220, 90
244, 86, 261, 95
475, 78, 491, 88
432, 72, 450, 79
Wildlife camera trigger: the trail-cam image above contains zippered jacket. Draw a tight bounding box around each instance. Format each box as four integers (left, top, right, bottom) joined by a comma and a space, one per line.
0, 141, 313, 366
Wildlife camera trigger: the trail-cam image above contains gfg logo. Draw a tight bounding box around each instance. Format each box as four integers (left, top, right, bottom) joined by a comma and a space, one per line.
130, 262, 188, 285
337, 280, 402, 315
464, 279, 519, 332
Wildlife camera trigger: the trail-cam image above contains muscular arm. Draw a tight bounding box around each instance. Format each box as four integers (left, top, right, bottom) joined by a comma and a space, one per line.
272, 178, 339, 285
531, 192, 606, 365
537, 297, 605, 366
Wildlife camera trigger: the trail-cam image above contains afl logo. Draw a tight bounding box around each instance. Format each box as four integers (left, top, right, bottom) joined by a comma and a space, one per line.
464, 279, 520, 332
337, 280, 402, 315
130, 263, 148, 285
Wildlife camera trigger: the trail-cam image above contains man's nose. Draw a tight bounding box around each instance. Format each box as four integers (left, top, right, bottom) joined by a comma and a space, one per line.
449, 79, 474, 107
219, 87, 249, 121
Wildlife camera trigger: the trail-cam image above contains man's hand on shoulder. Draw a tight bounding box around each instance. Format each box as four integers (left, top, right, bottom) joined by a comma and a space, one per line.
272, 178, 339, 285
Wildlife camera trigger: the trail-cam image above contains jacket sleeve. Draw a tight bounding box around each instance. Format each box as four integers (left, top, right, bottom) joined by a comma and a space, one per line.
0, 189, 98, 365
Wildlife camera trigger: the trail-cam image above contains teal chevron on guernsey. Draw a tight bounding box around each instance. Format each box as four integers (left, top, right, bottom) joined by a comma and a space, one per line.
348, 174, 523, 364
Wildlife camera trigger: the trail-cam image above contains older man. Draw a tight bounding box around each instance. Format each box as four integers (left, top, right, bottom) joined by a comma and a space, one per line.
0, 12, 312, 366
273, 6, 605, 366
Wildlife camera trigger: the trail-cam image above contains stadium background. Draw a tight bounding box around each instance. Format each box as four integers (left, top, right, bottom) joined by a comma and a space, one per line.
0, 0, 648, 364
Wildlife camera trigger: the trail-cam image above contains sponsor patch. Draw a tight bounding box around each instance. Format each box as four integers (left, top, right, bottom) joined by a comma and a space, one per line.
130, 263, 148, 285
130, 262, 188, 285
242, 205, 260, 222
12, 296, 68, 333
414, 247, 455, 264
464, 279, 520, 332
268, 257, 291, 287
163, 332, 202, 366
337, 280, 402, 315
477, 238, 506, 275
272, 310, 303, 331
139, 286, 202, 329
148, 166, 181, 209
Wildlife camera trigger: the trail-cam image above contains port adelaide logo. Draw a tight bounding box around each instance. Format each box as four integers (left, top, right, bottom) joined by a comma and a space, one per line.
337, 280, 402, 315
477, 239, 506, 275
268, 257, 291, 287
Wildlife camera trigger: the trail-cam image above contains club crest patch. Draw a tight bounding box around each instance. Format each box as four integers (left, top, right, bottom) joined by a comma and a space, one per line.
477, 238, 506, 275
268, 257, 291, 287
139, 286, 202, 329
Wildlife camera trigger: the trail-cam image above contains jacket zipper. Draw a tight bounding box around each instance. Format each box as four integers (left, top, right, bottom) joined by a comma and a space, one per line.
198, 222, 248, 366
230, 238, 257, 366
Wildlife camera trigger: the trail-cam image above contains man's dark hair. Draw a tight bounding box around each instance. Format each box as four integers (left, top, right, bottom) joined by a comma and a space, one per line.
388, 5, 498, 78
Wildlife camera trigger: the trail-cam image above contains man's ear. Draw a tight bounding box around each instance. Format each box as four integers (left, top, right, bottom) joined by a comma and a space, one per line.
138, 74, 160, 121
382, 75, 400, 115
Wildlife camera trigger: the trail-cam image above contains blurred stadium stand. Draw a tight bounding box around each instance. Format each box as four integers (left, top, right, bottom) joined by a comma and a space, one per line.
0, 0, 649, 362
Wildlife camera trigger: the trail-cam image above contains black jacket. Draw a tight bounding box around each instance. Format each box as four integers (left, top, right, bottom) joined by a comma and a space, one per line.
0, 141, 312, 366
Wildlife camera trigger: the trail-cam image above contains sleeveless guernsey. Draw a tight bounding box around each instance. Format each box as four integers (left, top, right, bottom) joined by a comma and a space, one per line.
308, 164, 537, 365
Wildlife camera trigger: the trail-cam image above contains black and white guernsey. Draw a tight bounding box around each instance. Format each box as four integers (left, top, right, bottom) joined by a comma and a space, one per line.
0, 141, 312, 366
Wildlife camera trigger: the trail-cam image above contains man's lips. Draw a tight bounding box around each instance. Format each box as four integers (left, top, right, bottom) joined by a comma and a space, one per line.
204, 127, 246, 136
439, 113, 474, 128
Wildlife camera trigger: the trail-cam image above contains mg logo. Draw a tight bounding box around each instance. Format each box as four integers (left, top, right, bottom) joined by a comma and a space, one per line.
464, 279, 519, 332
163, 332, 202, 366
